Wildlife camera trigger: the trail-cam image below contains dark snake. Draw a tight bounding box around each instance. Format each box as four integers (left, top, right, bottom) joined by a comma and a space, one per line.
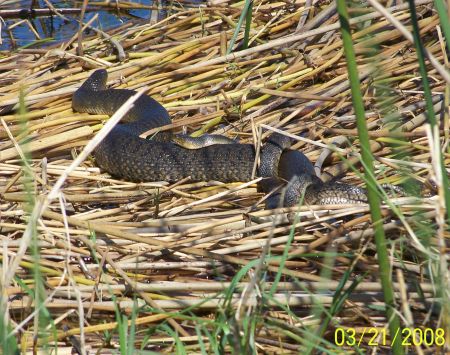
72, 69, 369, 207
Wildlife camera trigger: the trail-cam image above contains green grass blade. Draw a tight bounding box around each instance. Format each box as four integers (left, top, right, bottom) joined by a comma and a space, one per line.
434, 0, 450, 53
227, 0, 253, 54
408, 0, 450, 338
242, 1, 253, 50
336, 0, 404, 353
127, 300, 138, 355
407, 0, 450, 224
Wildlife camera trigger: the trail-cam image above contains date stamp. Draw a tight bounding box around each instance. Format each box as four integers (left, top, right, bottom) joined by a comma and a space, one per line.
334, 327, 446, 347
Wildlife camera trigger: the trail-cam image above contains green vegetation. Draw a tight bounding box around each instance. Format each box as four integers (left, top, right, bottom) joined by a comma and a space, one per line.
0, 0, 448, 353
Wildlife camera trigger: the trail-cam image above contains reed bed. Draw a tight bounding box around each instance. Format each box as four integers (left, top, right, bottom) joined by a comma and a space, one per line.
0, 0, 448, 353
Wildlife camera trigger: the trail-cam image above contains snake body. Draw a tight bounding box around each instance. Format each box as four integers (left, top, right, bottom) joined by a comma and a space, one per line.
172, 134, 237, 149
72, 70, 260, 183
72, 70, 369, 207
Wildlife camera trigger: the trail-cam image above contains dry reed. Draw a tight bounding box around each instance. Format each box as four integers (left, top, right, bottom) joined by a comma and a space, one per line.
0, 0, 448, 353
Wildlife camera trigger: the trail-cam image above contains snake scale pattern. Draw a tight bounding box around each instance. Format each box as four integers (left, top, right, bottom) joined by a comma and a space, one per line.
72, 69, 369, 207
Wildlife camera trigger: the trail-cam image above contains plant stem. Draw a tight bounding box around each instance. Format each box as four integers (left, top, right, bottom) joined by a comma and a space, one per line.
407, 0, 450, 226
227, 0, 252, 54
336, 0, 404, 353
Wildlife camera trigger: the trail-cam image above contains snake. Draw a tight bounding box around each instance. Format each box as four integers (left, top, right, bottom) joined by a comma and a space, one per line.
72, 69, 369, 207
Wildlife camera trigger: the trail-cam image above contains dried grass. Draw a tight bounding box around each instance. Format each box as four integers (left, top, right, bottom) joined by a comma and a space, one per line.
0, 0, 448, 352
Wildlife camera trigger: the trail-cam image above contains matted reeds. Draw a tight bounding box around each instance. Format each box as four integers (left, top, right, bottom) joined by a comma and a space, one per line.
0, 0, 449, 353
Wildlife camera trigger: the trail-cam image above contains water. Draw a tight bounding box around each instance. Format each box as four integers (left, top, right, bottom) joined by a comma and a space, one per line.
0, 0, 154, 50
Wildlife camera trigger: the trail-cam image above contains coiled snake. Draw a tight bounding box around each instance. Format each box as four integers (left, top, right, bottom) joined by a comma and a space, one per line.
72, 70, 369, 207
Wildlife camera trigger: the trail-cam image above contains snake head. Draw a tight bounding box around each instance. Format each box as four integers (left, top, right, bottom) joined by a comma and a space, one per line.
80, 69, 108, 92
266, 132, 292, 150
72, 69, 110, 113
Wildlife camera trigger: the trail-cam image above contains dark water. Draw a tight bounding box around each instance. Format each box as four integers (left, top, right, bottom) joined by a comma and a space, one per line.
0, 0, 153, 50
